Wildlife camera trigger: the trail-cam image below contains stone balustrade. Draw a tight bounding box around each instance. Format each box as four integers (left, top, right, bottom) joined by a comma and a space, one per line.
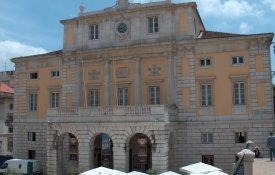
47, 105, 177, 123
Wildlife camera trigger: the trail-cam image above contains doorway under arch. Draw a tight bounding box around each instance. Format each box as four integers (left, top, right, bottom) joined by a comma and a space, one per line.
56, 133, 79, 175
94, 133, 113, 168
129, 133, 152, 173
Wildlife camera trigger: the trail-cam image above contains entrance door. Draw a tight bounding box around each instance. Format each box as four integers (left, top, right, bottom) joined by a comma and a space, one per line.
129, 133, 152, 172
94, 133, 113, 168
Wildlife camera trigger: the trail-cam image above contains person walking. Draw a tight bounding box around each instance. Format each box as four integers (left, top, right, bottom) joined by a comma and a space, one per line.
267, 132, 275, 161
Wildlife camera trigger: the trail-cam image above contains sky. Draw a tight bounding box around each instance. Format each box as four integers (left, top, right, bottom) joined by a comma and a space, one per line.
0, 0, 274, 73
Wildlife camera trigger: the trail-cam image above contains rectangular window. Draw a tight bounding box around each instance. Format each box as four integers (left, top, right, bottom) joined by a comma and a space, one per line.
150, 86, 160, 105
30, 72, 38, 79
235, 132, 247, 143
118, 88, 128, 106
89, 89, 99, 107
51, 71, 59, 78
200, 58, 211, 67
50, 92, 59, 108
202, 155, 214, 166
202, 133, 213, 144
232, 56, 244, 65
90, 24, 99, 40
28, 150, 36, 159
148, 16, 159, 33
201, 84, 212, 107
27, 132, 36, 141
7, 138, 12, 152
233, 82, 245, 105
30, 93, 37, 111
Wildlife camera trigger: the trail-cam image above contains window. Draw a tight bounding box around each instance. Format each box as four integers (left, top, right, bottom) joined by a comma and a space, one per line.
30, 72, 38, 79
148, 16, 159, 33
202, 133, 213, 144
200, 58, 211, 67
29, 93, 37, 111
118, 88, 128, 106
50, 92, 59, 108
7, 138, 12, 152
235, 132, 247, 143
9, 103, 13, 110
89, 89, 99, 107
28, 150, 36, 159
202, 155, 214, 166
233, 82, 245, 105
27, 132, 36, 141
51, 71, 59, 78
90, 24, 99, 40
232, 56, 244, 65
150, 86, 160, 105
201, 84, 212, 107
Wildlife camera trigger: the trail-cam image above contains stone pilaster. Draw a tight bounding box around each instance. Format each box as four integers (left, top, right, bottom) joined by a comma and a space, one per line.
46, 125, 58, 175
105, 60, 111, 105
167, 53, 176, 105
112, 143, 127, 172
135, 57, 142, 105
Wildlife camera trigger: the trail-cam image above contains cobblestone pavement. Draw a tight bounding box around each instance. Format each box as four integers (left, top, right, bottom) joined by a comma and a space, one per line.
253, 158, 275, 175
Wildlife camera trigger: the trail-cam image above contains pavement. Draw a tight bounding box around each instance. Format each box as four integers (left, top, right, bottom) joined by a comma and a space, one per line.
253, 158, 275, 175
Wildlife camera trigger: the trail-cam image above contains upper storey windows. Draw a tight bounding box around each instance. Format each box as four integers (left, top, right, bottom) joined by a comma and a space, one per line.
30, 72, 38, 80
90, 24, 99, 40
148, 16, 159, 33
232, 56, 244, 65
200, 58, 211, 67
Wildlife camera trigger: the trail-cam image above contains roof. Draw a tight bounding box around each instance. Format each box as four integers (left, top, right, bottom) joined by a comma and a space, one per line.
0, 82, 14, 94
198, 30, 243, 39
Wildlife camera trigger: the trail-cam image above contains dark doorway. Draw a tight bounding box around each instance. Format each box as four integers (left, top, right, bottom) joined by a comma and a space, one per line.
94, 133, 113, 168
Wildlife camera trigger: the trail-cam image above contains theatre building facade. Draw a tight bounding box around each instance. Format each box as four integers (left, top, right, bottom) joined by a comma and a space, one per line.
11, 0, 274, 174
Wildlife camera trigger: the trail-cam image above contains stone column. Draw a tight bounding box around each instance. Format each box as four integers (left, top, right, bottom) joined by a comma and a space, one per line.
105, 60, 111, 105
237, 149, 255, 175
167, 54, 175, 105
135, 57, 142, 105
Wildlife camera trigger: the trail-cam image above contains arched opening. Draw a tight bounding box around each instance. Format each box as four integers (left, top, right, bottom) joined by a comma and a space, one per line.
129, 133, 152, 173
94, 133, 113, 168
57, 133, 79, 175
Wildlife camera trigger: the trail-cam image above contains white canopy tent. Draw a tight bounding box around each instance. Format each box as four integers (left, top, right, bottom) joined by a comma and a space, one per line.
180, 162, 227, 175
127, 171, 148, 175
80, 167, 127, 175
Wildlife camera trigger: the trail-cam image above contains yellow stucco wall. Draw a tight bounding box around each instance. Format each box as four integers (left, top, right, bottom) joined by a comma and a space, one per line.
65, 24, 75, 46
255, 54, 264, 72
183, 88, 190, 111
256, 82, 265, 107
179, 12, 189, 33
26, 63, 62, 118
195, 51, 250, 116
17, 96, 22, 112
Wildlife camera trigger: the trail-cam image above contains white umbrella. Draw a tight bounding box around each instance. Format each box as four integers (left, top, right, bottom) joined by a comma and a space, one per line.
205, 171, 228, 175
180, 162, 221, 174
159, 171, 181, 175
80, 167, 126, 175
127, 171, 148, 175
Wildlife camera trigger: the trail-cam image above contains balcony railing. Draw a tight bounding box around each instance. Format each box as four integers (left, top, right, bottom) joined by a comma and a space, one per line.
47, 105, 177, 123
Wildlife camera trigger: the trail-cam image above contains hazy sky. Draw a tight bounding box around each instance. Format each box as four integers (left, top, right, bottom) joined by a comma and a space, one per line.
0, 0, 274, 72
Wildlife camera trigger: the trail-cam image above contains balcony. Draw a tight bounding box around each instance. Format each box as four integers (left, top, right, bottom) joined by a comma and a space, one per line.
47, 105, 177, 123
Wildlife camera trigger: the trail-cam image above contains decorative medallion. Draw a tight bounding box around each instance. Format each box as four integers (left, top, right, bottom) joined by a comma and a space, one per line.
148, 65, 162, 76
113, 15, 130, 40
88, 70, 100, 80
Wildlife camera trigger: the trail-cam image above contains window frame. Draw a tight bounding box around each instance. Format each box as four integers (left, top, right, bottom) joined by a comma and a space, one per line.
202, 155, 214, 166
149, 86, 161, 105
200, 84, 212, 107
235, 132, 247, 143
50, 91, 59, 108
90, 24, 99, 40
28, 150, 36, 159
29, 93, 38, 112
148, 16, 159, 33
232, 56, 245, 65
89, 89, 99, 107
200, 58, 212, 67
201, 133, 214, 144
27, 132, 36, 141
51, 70, 60, 78
117, 87, 129, 106
233, 82, 246, 105
30, 72, 38, 80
